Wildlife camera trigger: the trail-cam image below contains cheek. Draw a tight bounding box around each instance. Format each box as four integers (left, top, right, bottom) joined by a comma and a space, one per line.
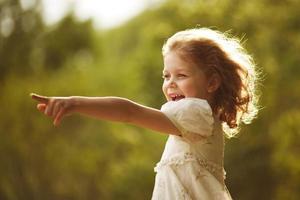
183, 80, 205, 96
162, 82, 167, 93
196, 82, 209, 98
182, 81, 196, 91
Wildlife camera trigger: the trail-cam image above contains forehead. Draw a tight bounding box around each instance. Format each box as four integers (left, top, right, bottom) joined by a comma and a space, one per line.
163, 52, 198, 72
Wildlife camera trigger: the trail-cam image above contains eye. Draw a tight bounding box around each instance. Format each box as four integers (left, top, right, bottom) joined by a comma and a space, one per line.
178, 74, 187, 78
162, 74, 170, 80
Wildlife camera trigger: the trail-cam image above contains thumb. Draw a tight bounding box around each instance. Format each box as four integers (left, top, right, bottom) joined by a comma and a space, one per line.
37, 103, 47, 112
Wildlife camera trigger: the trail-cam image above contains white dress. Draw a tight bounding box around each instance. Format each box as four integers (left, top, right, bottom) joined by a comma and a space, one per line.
151, 98, 232, 200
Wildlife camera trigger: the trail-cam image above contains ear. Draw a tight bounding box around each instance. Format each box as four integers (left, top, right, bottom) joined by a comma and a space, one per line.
207, 74, 221, 93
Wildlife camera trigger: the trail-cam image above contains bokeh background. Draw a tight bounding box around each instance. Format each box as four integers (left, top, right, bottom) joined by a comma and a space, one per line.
1, 0, 300, 199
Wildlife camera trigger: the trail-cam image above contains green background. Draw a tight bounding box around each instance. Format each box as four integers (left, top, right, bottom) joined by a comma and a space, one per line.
1, 0, 300, 199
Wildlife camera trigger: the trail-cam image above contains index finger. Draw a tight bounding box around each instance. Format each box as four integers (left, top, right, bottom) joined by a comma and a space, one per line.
30, 93, 50, 104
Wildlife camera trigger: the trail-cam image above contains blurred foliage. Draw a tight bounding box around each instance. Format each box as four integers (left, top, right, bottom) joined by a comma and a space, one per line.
0, 0, 300, 199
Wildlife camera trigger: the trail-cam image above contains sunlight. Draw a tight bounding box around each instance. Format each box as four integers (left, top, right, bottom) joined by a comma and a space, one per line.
41, 0, 163, 29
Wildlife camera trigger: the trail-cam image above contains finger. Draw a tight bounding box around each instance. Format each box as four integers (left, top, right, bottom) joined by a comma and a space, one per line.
31, 93, 49, 104
37, 103, 46, 112
45, 99, 57, 117
44, 100, 53, 117
52, 102, 61, 118
54, 109, 65, 126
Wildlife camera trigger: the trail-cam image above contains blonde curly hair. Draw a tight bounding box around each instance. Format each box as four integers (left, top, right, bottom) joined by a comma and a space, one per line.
162, 28, 259, 137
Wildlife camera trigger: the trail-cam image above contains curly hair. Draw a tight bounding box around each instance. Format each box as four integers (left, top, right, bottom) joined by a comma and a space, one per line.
162, 28, 259, 137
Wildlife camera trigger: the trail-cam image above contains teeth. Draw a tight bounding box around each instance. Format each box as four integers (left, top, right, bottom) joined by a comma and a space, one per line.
170, 94, 185, 101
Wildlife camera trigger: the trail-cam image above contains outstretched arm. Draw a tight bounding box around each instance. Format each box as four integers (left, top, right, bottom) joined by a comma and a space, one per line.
31, 93, 181, 136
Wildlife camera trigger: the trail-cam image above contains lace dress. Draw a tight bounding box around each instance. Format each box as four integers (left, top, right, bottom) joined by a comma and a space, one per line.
151, 98, 232, 200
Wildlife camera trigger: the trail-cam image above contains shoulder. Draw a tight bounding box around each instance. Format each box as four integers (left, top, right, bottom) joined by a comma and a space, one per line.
161, 98, 214, 131
160, 98, 215, 140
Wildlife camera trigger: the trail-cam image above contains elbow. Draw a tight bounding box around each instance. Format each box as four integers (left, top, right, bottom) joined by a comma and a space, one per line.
124, 101, 137, 124
117, 98, 137, 124
125, 100, 144, 125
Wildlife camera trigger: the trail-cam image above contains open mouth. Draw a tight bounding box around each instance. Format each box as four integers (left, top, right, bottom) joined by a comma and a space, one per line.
170, 94, 185, 101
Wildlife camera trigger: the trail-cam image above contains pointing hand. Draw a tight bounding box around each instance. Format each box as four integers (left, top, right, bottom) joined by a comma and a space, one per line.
31, 93, 74, 126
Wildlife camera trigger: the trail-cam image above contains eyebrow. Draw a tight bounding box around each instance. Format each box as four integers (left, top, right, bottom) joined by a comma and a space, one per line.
162, 68, 192, 73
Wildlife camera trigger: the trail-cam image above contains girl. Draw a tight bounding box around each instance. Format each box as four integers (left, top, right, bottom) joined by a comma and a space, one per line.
31, 27, 259, 200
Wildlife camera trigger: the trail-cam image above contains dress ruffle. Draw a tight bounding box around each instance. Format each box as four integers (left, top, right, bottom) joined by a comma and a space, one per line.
154, 152, 226, 185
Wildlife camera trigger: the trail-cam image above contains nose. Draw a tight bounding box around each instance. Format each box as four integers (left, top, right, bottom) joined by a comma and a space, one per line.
167, 77, 177, 88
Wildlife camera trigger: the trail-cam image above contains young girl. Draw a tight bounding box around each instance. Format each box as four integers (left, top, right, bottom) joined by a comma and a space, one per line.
31, 27, 258, 200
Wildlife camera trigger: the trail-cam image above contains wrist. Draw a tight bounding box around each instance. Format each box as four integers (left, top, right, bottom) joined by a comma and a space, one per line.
69, 96, 81, 112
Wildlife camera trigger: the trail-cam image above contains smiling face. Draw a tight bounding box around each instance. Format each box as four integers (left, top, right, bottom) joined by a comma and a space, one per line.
162, 51, 210, 102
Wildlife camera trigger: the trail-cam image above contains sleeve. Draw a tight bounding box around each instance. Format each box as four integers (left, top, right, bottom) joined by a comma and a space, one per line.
161, 98, 214, 143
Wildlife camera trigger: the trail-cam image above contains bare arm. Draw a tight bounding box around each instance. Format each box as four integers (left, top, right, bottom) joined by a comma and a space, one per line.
31, 93, 181, 136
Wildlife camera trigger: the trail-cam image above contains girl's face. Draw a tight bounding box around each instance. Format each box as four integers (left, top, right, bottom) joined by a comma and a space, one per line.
162, 51, 210, 102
